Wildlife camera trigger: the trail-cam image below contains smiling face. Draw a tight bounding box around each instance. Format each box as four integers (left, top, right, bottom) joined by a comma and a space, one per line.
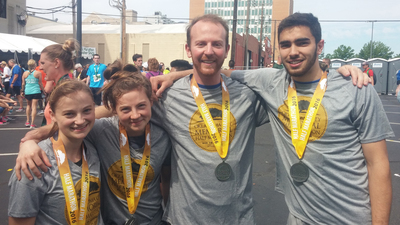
279, 26, 324, 81
115, 88, 152, 137
50, 91, 95, 141
186, 20, 230, 85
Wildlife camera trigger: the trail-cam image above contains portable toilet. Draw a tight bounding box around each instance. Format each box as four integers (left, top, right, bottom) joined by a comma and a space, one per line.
346, 58, 365, 69
388, 58, 400, 95
367, 58, 389, 95
330, 59, 346, 70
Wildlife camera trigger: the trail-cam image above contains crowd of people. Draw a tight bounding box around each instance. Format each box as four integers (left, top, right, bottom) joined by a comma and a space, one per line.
4, 12, 396, 225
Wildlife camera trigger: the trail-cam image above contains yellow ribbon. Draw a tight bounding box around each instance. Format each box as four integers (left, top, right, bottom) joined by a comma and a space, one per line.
287, 72, 328, 159
119, 123, 151, 214
51, 134, 90, 225
190, 76, 230, 159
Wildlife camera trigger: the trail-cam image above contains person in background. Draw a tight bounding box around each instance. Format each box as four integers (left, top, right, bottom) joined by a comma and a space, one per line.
86, 54, 107, 106
272, 55, 284, 69
6, 59, 24, 112
75, 63, 88, 83
170, 59, 193, 72
362, 61, 375, 86
132, 53, 143, 72
1, 61, 11, 94
21, 59, 44, 129
145, 58, 163, 79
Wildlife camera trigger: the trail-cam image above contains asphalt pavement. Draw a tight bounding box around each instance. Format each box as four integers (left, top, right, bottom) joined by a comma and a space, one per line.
0, 95, 399, 224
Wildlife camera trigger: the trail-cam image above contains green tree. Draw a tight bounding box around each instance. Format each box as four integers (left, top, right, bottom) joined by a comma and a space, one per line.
325, 53, 333, 59
393, 53, 400, 58
358, 41, 394, 60
330, 45, 355, 60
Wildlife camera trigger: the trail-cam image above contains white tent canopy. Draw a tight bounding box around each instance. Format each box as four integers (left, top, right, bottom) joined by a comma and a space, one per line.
0, 33, 57, 54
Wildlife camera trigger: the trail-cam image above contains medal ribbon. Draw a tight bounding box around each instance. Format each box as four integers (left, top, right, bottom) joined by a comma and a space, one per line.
288, 72, 328, 159
51, 134, 90, 225
119, 123, 151, 214
190, 76, 230, 159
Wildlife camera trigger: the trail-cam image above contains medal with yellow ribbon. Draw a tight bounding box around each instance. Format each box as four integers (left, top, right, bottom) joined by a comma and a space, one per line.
190, 76, 231, 181
287, 71, 328, 183
119, 123, 151, 224
51, 133, 90, 225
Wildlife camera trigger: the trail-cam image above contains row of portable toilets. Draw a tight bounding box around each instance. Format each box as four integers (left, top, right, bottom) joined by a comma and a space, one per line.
329, 58, 400, 95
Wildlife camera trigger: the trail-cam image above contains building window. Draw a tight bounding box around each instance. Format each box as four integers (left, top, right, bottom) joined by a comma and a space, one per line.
0, 0, 6, 18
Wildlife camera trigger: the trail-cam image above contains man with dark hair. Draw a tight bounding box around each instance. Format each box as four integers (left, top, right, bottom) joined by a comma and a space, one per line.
228, 12, 392, 224
170, 59, 193, 72
362, 61, 375, 86
132, 53, 143, 72
86, 54, 107, 105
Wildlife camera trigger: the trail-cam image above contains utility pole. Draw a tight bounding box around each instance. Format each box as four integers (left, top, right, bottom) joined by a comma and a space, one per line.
230, 0, 238, 65
72, 0, 77, 61
272, 20, 276, 63
109, 0, 127, 62
77, 0, 82, 63
258, 4, 264, 67
244, 0, 251, 69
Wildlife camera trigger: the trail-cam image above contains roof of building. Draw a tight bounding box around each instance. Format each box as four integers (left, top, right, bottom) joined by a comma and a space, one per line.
27, 23, 189, 35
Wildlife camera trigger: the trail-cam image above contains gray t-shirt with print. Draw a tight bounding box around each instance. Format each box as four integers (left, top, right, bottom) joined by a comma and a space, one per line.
86, 117, 171, 225
231, 68, 394, 224
8, 138, 103, 225
152, 74, 269, 225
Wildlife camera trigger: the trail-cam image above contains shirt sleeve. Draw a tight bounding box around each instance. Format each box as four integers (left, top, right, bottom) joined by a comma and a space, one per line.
86, 66, 93, 76
8, 171, 47, 218
352, 85, 394, 143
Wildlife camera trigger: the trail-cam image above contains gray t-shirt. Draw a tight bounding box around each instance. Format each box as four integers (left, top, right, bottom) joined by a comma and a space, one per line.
86, 117, 171, 225
152, 74, 269, 225
231, 69, 394, 224
8, 138, 102, 225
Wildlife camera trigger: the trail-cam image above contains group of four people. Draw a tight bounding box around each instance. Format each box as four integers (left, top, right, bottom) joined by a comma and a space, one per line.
9, 12, 392, 225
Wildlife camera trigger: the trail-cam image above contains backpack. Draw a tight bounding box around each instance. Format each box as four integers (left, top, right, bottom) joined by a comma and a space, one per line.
367, 68, 377, 85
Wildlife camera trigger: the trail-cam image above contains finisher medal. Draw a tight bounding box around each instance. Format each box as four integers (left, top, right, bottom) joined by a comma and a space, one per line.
287, 72, 328, 183
215, 162, 232, 181
124, 215, 139, 225
290, 162, 309, 183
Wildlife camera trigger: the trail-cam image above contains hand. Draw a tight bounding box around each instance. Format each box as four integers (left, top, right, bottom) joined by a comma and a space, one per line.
150, 75, 174, 98
21, 92, 24, 97
10, 83, 13, 88
337, 65, 370, 88
15, 140, 51, 180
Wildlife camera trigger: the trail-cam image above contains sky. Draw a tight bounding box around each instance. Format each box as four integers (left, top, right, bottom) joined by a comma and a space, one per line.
26, 0, 400, 56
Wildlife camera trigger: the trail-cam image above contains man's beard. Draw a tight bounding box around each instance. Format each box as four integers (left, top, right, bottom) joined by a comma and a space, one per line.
284, 49, 318, 77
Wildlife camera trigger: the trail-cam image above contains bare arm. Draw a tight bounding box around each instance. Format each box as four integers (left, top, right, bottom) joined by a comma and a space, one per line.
44, 80, 54, 94
95, 105, 113, 119
34, 71, 44, 92
150, 69, 193, 97
9, 217, 36, 225
17, 125, 54, 180
362, 140, 392, 225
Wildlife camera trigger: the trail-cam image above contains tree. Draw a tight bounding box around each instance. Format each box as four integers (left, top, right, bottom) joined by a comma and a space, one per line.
393, 53, 400, 58
330, 45, 355, 60
325, 53, 333, 59
358, 41, 394, 60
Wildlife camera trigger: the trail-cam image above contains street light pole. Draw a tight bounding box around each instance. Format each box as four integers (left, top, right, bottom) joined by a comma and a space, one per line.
244, 0, 251, 69
369, 21, 375, 59
230, 0, 238, 65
